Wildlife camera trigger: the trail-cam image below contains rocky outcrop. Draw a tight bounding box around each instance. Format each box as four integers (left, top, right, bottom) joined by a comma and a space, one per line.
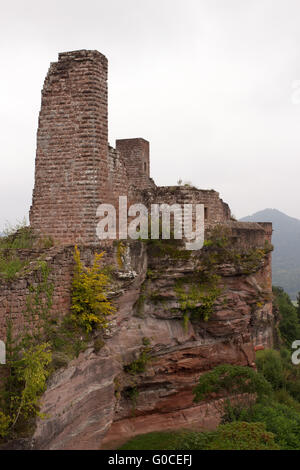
31, 224, 274, 450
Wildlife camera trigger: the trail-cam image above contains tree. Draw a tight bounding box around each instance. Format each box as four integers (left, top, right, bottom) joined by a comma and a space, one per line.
297, 291, 300, 322
175, 422, 279, 450
273, 286, 300, 346
194, 364, 272, 404
71, 246, 115, 332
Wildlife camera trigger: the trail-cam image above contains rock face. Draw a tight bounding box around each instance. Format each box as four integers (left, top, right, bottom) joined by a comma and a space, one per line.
32, 226, 274, 450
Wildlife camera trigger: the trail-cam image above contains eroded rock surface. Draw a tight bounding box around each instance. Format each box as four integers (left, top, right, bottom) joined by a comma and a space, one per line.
32, 230, 274, 450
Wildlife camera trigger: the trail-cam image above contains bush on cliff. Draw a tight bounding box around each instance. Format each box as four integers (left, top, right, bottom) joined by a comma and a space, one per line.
256, 348, 300, 403
193, 364, 272, 404
0, 220, 53, 280
0, 222, 34, 280
71, 246, 115, 332
255, 349, 285, 390
273, 286, 300, 346
0, 328, 52, 441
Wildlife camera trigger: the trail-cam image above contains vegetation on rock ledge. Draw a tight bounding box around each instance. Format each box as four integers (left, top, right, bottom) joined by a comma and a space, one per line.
71, 245, 115, 332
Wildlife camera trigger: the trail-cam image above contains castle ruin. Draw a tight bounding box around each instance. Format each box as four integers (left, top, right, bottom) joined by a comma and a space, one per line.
0, 50, 274, 450
29, 49, 241, 245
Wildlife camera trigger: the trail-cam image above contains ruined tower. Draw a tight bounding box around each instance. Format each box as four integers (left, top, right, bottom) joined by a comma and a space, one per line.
30, 50, 155, 245
30, 50, 110, 245
116, 138, 150, 189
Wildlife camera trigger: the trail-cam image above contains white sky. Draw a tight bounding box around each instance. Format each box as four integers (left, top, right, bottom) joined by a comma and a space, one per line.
1, 0, 300, 230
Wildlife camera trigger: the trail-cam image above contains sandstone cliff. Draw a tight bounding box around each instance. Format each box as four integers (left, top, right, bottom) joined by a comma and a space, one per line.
28, 222, 273, 450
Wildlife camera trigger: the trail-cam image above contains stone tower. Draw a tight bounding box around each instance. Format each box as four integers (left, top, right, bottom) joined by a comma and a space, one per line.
30, 50, 110, 245
116, 138, 150, 189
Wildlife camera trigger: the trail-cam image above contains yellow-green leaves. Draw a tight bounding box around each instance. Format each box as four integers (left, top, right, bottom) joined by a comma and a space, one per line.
71, 246, 115, 332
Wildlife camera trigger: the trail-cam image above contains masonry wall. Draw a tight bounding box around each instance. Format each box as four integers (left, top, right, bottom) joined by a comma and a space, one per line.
228, 221, 273, 250
116, 138, 155, 190
30, 50, 110, 245
150, 186, 231, 229
0, 246, 117, 342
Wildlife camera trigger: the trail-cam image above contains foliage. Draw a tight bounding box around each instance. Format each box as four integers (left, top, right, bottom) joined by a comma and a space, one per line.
119, 423, 279, 450
71, 246, 115, 332
47, 315, 90, 367
256, 347, 300, 403
193, 364, 272, 403
221, 342, 300, 449
0, 324, 52, 440
0, 260, 72, 442
124, 386, 139, 405
1, 243, 114, 443
235, 401, 300, 450
119, 431, 183, 450
0, 412, 11, 438
201, 226, 273, 275
23, 261, 54, 343
135, 282, 146, 318
93, 337, 105, 353
0, 221, 34, 280
273, 286, 300, 346
255, 349, 285, 390
10, 343, 52, 425
142, 337, 151, 346
0, 220, 54, 280
175, 277, 221, 326
174, 422, 279, 450
147, 237, 191, 260
273, 389, 300, 413
116, 241, 126, 268
124, 346, 152, 375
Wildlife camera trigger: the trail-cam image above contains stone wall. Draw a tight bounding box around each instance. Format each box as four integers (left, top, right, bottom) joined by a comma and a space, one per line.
143, 186, 231, 237
116, 138, 155, 190
30, 50, 110, 245
0, 245, 116, 342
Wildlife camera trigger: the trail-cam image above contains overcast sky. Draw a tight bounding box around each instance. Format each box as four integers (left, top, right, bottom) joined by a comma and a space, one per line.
1, 0, 300, 230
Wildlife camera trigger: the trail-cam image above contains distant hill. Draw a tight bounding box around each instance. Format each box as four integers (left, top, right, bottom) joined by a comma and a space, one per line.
240, 209, 300, 300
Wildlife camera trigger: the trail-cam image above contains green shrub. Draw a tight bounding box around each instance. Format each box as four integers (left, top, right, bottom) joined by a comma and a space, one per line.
193, 364, 272, 403
0, 412, 11, 439
71, 246, 115, 332
273, 389, 300, 413
120, 423, 279, 450
0, 337, 52, 439
238, 401, 300, 449
273, 286, 300, 346
119, 431, 182, 450
174, 422, 279, 450
0, 222, 36, 280
256, 349, 285, 390
93, 337, 105, 353
124, 347, 151, 375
